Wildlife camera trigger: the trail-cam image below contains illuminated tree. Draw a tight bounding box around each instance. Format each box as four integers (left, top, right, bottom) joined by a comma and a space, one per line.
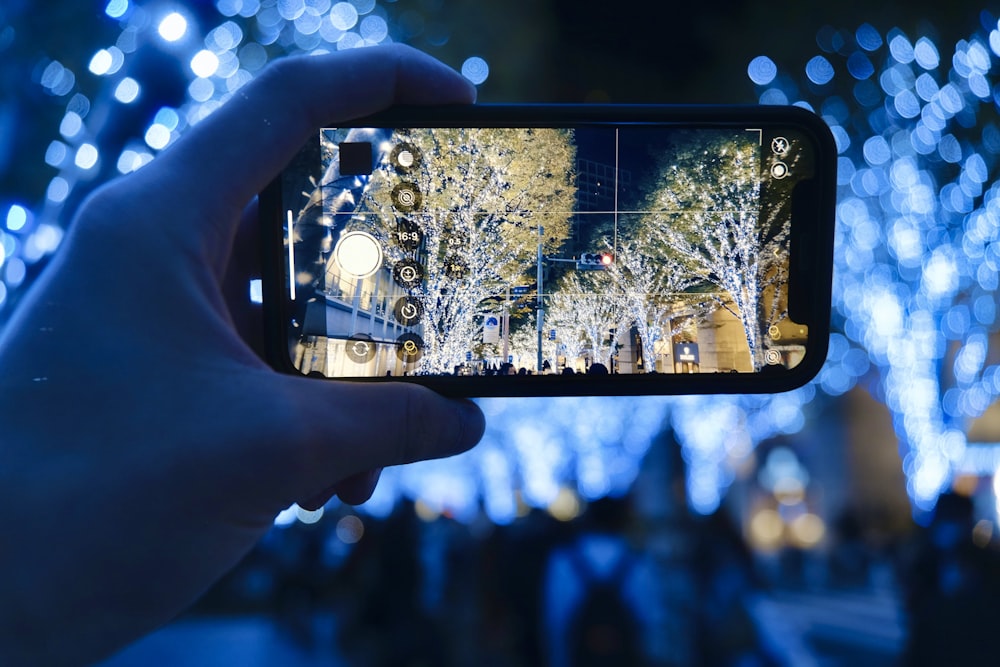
606, 238, 715, 372
346, 127, 577, 373
546, 271, 630, 369
640, 131, 794, 370
508, 312, 559, 372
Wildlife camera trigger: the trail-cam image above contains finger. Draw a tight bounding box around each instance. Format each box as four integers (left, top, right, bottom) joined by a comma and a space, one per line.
333, 468, 383, 505
282, 378, 484, 502
298, 468, 383, 510
135, 44, 475, 250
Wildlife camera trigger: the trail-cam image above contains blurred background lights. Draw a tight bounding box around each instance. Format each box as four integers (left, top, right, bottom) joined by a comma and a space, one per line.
88, 49, 114, 76
329, 2, 359, 30
295, 504, 324, 524
158, 12, 189, 42
335, 514, 365, 543
747, 55, 777, 85
190, 50, 221, 78
13, 1, 1000, 526
144, 123, 172, 150
6, 205, 28, 232
461, 56, 489, 85
46, 177, 70, 204
805, 55, 835, 85
105, 0, 129, 19
40, 60, 75, 96
74, 143, 99, 170
114, 77, 141, 103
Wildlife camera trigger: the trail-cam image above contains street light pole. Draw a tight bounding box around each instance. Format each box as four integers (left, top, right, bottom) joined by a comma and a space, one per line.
502, 284, 510, 365
536, 225, 544, 373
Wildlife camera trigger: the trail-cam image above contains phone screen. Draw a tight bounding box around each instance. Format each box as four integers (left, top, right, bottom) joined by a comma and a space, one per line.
264, 106, 834, 395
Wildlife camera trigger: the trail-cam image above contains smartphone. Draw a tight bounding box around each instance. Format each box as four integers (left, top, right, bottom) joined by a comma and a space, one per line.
259, 105, 836, 397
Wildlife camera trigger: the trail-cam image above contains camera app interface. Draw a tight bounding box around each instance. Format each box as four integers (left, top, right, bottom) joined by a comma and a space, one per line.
279, 124, 814, 379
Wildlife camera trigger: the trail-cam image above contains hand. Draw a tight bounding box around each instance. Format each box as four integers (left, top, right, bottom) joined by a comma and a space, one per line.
0, 44, 484, 666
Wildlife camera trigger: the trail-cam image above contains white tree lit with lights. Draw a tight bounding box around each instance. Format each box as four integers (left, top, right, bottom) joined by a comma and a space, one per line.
745, 17, 1000, 514
353, 127, 577, 373
546, 270, 630, 369
605, 238, 714, 373
640, 131, 793, 371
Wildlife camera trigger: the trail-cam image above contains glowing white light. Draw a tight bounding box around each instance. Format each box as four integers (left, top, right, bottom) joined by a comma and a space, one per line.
114, 77, 140, 103
188, 77, 215, 102
249, 279, 263, 304
44, 141, 68, 167
923, 250, 958, 300
277, 0, 306, 20
41, 60, 75, 96
74, 143, 99, 170
863, 135, 891, 165
105, 0, 129, 18
153, 107, 180, 131
59, 111, 82, 138
461, 56, 489, 85
889, 34, 915, 64
359, 15, 387, 42
329, 2, 358, 30
296, 505, 324, 524
46, 177, 70, 203
5, 205, 28, 232
207, 21, 243, 51
214, 50, 241, 79
30, 224, 63, 254
336, 32, 364, 50
190, 50, 220, 78
116, 149, 153, 174
238, 42, 268, 71
144, 123, 171, 150
6, 257, 26, 287
88, 49, 113, 75
912, 453, 949, 503
158, 12, 188, 42
274, 504, 297, 526
914, 37, 940, 70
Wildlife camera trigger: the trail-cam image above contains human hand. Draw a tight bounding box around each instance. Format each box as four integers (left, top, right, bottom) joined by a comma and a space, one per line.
0, 44, 483, 666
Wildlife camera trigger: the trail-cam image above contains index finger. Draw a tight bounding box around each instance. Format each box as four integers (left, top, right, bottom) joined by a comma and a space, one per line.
135, 44, 475, 241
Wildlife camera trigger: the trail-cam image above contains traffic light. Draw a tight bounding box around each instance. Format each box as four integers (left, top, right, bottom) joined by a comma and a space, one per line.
576, 252, 613, 270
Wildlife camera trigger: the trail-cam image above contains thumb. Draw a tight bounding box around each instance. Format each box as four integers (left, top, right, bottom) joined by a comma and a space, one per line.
274, 377, 485, 506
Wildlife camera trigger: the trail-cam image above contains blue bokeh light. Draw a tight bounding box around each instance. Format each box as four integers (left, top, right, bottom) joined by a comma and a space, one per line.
13, 3, 1000, 524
